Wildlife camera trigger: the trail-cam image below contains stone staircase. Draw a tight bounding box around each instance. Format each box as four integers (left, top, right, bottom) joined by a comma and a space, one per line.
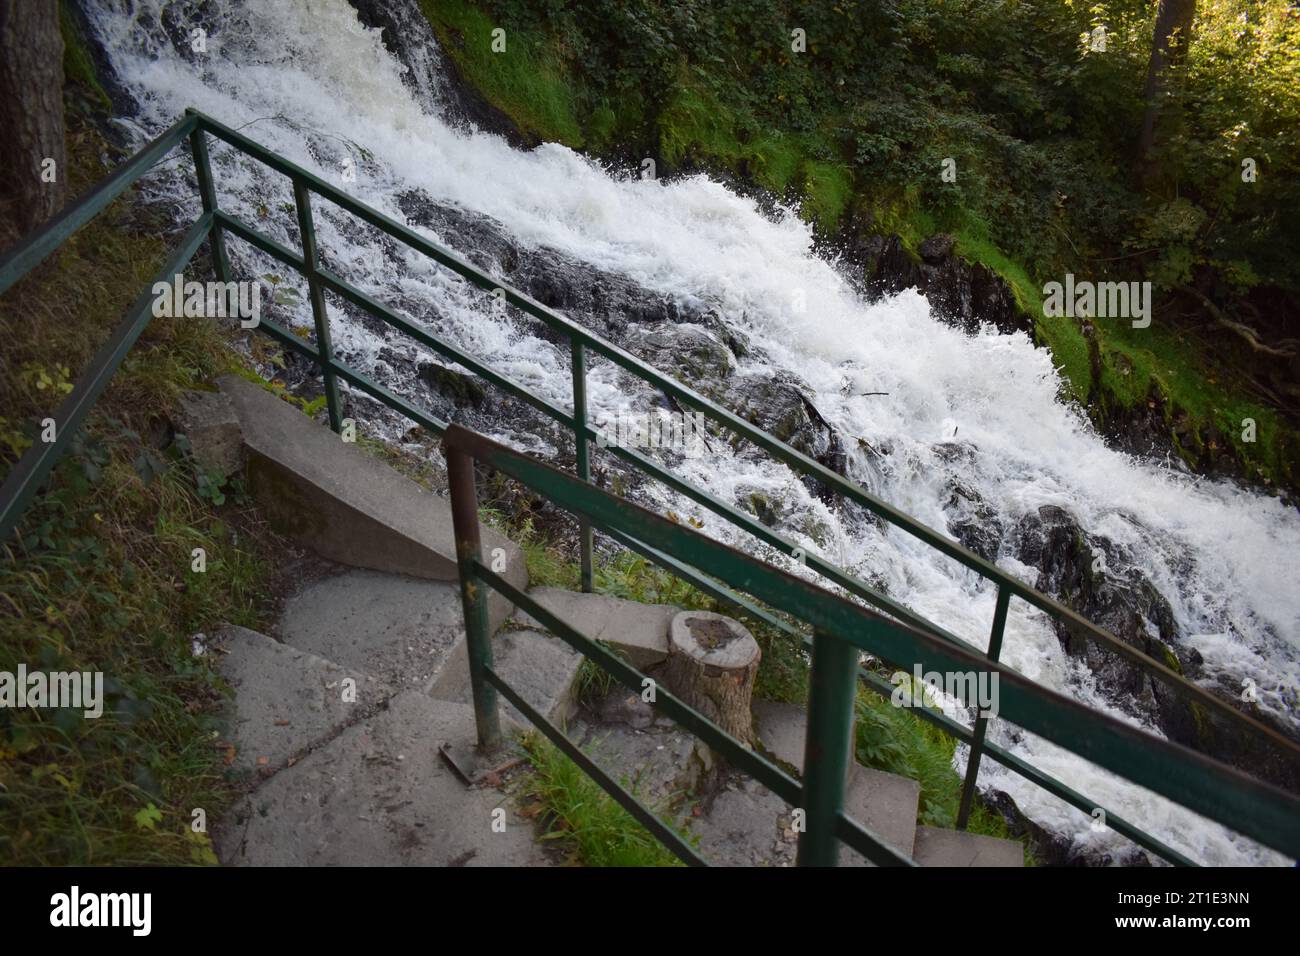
200, 377, 1022, 867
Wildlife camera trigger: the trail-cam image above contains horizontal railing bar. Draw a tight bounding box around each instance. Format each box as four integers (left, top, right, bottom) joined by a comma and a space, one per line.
215, 210, 307, 271
314, 266, 576, 429
481, 663, 708, 867
475, 563, 804, 805
610, 524, 1191, 866
253, 316, 324, 363
331, 362, 449, 437
0, 114, 199, 296
852, 668, 1197, 866
446, 424, 1300, 856
834, 814, 917, 867
188, 112, 1285, 753
0, 214, 211, 542
476, 561, 915, 865
603, 526, 808, 640
591, 435, 980, 654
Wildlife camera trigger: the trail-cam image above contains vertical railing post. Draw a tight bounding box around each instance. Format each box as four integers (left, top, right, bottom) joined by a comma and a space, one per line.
570, 337, 594, 592
957, 585, 1010, 829
188, 122, 232, 285
292, 178, 343, 433
446, 442, 502, 752
797, 628, 858, 866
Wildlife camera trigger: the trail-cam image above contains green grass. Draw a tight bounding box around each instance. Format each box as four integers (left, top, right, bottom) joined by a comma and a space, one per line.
0, 62, 283, 863
854, 684, 1036, 865
750, 133, 805, 194
420, 0, 584, 146
60, 1, 110, 110
800, 160, 853, 229
504, 526, 1036, 860
519, 733, 687, 866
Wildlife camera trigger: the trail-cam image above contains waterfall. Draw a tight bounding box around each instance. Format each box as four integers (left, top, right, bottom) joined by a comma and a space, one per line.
80, 0, 1299, 865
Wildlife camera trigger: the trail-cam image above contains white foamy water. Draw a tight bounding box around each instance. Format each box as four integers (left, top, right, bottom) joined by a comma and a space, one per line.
85, 0, 1298, 865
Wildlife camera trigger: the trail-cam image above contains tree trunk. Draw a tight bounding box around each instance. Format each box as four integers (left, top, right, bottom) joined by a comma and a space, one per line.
1137, 0, 1196, 180
0, 0, 66, 249
661, 611, 760, 745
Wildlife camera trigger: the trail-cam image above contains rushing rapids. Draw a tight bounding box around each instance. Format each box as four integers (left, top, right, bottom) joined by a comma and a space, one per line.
77, 0, 1299, 865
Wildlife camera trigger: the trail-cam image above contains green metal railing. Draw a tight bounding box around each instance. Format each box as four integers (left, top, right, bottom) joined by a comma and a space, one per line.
442, 424, 1300, 865
2, 109, 1298, 865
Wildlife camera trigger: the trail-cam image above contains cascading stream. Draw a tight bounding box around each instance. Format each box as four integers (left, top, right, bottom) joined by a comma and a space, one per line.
81, 0, 1299, 865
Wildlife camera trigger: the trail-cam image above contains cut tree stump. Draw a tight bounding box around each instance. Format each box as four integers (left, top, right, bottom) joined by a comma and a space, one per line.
662, 611, 760, 745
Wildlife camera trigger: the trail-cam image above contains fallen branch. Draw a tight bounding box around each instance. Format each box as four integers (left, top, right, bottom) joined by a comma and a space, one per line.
1182, 286, 1298, 359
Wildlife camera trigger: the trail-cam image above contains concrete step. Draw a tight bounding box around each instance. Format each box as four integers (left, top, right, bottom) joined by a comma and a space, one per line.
753, 699, 920, 862
215, 625, 393, 775
215, 691, 551, 866
912, 825, 1024, 867
217, 373, 524, 634
436, 627, 585, 728
278, 569, 467, 694
511, 587, 677, 670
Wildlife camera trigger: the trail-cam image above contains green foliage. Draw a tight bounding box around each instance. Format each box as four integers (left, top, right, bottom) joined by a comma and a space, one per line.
421, 0, 1300, 490
60, 1, 111, 110
520, 733, 688, 866
420, 0, 585, 145
0, 110, 281, 863
853, 685, 1033, 862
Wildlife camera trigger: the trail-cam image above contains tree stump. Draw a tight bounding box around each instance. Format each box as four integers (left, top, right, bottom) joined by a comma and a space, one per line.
661, 611, 760, 745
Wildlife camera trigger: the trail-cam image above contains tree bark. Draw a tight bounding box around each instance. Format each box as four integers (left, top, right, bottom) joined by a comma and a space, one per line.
0, 0, 66, 249
661, 611, 760, 745
1137, 0, 1196, 180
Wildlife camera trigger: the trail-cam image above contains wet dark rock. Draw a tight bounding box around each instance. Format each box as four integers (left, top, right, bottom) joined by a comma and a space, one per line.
1009, 504, 1300, 792
395, 187, 695, 346
395, 190, 519, 275
417, 360, 486, 408
862, 234, 1031, 337
349, 0, 529, 147
944, 482, 1003, 562
1012, 506, 1192, 734
624, 325, 735, 397
692, 309, 753, 361
722, 376, 847, 502
985, 789, 1150, 867
919, 233, 956, 263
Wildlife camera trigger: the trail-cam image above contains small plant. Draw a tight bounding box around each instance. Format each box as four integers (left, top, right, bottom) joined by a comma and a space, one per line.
519, 733, 690, 867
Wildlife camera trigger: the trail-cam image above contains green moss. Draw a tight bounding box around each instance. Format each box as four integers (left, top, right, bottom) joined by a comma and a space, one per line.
800, 160, 853, 230
419, 0, 584, 146
60, 1, 110, 109
750, 133, 804, 194
658, 84, 743, 169
854, 685, 1035, 863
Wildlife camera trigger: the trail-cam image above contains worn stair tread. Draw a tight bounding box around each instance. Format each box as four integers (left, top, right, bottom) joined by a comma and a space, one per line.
512, 587, 677, 669
912, 825, 1024, 867
279, 569, 467, 693
439, 627, 584, 727
753, 698, 919, 861
215, 691, 551, 867
217, 373, 523, 633
215, 625, 392, 774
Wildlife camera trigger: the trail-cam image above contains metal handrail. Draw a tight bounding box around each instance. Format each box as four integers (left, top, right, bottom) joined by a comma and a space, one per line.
442, 423, 1300, 865
2, 109, 1297, 865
